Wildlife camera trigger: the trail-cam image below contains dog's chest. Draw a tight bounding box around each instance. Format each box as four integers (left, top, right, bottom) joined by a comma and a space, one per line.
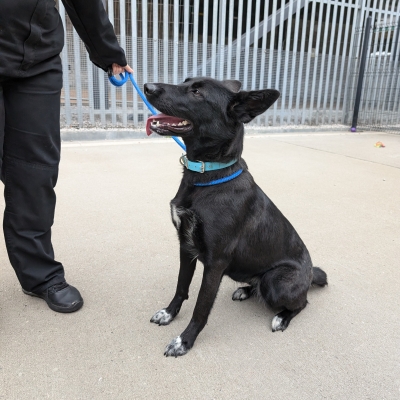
170, 204, 201, 255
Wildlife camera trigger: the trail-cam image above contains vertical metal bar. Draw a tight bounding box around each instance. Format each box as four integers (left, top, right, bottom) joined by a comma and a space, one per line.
243, 0, 253, 90
235, 0, 243, 80
258, 2, 270, 90
183, 0, 189, 79
108, 0, 117, 126
202, 0, 209, 76
99, 68, 106, 126
268, 0, 277, 125
274, 0, 285, 124
288, 0, 302, 124
58, 2, 71, 126
153, 0, 159, 82
316, 1, 332, 124
323, 3, 338, 120
295, 0, 309, 124
309, 1, 324, 125
211, 0, 219, 78
226, 0, 235, 79
163, 0, 169, 82
301, 0, 316, 125
192, 0, 200, 77
86, 52, 95, 125
380, 0, 395, 126
218, 0, 227, 80
131, 0, 138, 125
142, 0, 149, 124
335, 2, 353, 122
72, 29, 83, 127
251, 0, 261, 91
173, 0, 179, 83
342, 0, 365, 124
351, 16, 372, 130
281, 1, 293, 125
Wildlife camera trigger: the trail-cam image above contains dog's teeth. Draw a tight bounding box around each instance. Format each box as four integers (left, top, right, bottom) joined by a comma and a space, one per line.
178, 122, 182, 126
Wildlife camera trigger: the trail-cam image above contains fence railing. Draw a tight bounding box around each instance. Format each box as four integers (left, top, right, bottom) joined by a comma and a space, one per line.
59, 0, 400, 130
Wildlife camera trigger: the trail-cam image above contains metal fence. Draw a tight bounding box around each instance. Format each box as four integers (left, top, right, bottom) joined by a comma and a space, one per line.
59, 0, 400, 130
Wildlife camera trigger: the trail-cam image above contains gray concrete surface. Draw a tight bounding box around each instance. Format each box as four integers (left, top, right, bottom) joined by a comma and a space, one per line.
1, 131, 399, 399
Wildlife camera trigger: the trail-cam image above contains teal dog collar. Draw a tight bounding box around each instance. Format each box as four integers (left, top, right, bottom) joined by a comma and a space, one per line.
179, 154, 237, 173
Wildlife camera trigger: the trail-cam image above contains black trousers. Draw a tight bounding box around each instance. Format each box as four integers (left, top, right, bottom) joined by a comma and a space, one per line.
0, 60, 65, 293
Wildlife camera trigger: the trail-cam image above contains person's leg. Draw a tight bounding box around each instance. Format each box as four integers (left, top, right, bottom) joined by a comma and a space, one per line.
0, 83, 4, 177
1, 62, 83, 312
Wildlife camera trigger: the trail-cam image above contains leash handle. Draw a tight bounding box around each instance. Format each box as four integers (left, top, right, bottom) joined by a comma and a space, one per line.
108, 71, 186, 151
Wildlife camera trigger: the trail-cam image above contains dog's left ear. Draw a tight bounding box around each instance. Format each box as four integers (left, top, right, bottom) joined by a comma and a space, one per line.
230, 89, 280, 123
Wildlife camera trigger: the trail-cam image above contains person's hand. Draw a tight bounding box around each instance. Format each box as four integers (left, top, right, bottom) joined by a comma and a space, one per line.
111, 63, 134, 75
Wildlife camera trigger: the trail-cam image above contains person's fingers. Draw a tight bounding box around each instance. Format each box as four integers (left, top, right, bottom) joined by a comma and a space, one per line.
124, 64, 134, 73
111, 63, 124, 75
111, 63, 134, 75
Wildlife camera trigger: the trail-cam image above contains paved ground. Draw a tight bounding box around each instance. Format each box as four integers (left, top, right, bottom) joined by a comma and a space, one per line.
1, 131, 399, 399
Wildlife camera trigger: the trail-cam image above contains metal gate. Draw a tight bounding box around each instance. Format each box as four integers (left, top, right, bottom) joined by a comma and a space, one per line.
346, 16, 400, 134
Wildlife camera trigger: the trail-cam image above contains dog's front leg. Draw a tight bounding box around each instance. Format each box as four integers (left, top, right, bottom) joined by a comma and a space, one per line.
150, 246, 197, 326
164, 264, 225, 357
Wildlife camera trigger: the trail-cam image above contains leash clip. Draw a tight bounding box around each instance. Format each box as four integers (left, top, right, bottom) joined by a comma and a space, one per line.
179, 154, 188, 169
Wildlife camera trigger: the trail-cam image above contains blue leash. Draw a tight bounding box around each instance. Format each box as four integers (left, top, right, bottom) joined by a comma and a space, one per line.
108, 72, 186, 151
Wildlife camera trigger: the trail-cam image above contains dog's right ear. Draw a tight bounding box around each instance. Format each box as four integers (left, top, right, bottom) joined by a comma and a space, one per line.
230, 89, 280, 123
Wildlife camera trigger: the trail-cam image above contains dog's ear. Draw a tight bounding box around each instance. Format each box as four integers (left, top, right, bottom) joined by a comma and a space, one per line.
230, 89, 280, 123
222, 80, 242, 93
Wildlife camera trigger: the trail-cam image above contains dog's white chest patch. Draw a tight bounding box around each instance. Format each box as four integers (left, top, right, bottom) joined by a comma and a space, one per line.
170, 204, 181, 230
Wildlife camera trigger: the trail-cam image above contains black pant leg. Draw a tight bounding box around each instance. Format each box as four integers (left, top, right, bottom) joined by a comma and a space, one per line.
1, 65, 65, 293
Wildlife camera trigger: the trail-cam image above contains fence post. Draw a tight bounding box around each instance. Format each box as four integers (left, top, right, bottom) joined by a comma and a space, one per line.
351, 16, 372, 132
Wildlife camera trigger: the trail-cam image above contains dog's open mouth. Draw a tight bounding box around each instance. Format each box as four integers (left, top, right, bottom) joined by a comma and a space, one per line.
146, 114, 192, 136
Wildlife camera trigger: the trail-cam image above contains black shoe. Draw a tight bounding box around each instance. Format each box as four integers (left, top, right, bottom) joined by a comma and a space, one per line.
23, 281, 84, 313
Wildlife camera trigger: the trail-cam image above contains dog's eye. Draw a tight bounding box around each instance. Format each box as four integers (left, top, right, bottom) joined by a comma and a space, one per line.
192, 89, 201, 95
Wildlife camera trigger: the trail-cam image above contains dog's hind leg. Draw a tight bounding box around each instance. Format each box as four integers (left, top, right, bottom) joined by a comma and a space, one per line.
164, 263, 226, 357
151, 246, 197, 326
260, 264, 310, 332
232, 285, 254, 301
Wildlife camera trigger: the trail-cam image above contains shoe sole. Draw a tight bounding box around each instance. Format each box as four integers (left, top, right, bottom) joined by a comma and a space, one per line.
22, 289, 84, 313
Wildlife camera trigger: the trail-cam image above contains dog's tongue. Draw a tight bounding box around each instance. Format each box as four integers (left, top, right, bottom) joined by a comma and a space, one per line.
146, 113, 188, 136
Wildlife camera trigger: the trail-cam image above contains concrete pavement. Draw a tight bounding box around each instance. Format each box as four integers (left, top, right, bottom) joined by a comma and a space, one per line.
1, 131, 400, 399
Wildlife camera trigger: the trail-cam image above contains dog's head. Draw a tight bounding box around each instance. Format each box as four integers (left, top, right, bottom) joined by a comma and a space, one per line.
144, 77, 279, 139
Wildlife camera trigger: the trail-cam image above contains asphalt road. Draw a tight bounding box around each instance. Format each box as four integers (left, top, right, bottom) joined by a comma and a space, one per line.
1, 131, 399, 399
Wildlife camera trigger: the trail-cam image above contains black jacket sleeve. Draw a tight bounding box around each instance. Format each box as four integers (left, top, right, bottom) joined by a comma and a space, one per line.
61, 0, 127, 71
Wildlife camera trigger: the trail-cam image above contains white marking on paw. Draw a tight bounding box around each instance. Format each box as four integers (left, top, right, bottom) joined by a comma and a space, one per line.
272, 315, 283, 332
164, 336, 188, 357
150, 309, 172, 325
232, 287, 250, 301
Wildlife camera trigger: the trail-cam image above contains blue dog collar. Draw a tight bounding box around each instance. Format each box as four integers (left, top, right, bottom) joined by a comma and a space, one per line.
179, 154, 237, 173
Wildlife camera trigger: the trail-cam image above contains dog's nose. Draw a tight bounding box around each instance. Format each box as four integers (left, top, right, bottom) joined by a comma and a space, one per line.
144, 83, 158, 95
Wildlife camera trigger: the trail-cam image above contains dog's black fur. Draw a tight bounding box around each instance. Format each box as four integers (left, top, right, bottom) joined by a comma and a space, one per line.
144, 77, 327, 357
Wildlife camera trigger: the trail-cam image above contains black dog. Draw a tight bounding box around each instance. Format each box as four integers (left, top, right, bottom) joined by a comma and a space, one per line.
144, 77, 327, 357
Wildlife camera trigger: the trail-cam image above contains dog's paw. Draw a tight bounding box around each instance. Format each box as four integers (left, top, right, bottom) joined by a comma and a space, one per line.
164, 336, 189, 357
271, 315, 289, 332
150, 309, 173, 325
232, 286, 252, 301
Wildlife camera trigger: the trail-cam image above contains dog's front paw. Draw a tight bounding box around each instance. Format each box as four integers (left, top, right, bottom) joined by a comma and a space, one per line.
150, 309, 173, 325
164, 336, 189, 357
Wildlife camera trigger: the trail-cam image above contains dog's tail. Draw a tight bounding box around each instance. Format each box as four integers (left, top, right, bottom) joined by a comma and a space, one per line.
312, 267, 328, 286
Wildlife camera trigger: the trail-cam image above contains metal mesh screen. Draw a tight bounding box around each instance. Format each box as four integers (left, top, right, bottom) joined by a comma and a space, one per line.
59, 0, 400, 130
